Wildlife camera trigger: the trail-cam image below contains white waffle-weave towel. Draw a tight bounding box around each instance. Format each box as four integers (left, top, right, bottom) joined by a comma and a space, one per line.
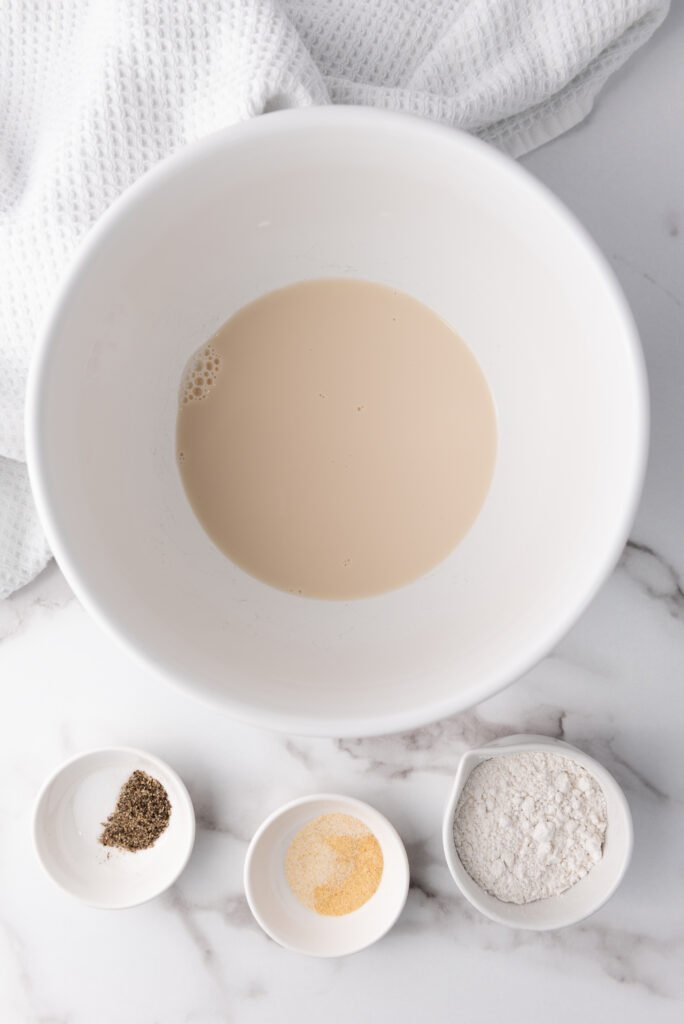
0, 0, 669, 598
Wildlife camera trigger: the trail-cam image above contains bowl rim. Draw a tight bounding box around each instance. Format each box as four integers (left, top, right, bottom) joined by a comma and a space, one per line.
25, 105, 649, 737
32, 745, 196, 909
243, 792, 410, 956
441, 734, 634, 930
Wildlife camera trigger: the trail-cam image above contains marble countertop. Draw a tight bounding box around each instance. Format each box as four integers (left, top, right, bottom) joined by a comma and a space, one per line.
2, 11, 683, 1024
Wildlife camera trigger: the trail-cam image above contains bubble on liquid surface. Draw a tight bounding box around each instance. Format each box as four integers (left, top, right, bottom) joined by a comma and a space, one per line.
181, 344, 222, 404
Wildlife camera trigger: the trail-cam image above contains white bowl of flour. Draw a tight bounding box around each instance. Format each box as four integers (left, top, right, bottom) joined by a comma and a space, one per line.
442, 735, 633, 930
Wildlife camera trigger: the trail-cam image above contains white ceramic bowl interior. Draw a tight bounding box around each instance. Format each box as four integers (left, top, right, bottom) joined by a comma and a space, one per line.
33, 747, 195, 908
442, 734, 633, 930
27, 107, 647, 736
244, 794, 409, 956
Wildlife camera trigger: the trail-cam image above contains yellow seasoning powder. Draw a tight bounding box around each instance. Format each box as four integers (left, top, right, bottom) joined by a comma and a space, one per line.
285, 812, 384, 916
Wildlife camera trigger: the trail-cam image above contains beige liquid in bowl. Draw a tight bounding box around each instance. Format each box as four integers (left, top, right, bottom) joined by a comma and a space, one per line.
177, 278, 496, 599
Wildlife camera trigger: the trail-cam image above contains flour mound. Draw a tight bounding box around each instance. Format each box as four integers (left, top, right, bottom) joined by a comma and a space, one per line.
453, 752, 607, 904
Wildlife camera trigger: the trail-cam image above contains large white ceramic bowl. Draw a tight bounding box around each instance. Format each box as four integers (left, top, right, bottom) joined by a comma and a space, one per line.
26, 107, 647, 737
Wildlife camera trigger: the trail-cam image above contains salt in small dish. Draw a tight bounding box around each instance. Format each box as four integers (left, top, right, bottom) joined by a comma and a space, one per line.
244, 793, 409, 957
33, 747, 195, 909
442, 734, 633, 930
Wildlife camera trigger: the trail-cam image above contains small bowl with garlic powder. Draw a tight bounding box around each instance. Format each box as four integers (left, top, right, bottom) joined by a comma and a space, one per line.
244, 794, 409, 956
442, 734, 633, 930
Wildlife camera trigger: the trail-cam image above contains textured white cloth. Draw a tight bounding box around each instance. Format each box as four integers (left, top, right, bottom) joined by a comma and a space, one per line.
0, 0, 669, 598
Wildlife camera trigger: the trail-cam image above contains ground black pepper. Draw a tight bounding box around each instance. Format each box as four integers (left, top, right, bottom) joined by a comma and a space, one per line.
99, 770, 171, 852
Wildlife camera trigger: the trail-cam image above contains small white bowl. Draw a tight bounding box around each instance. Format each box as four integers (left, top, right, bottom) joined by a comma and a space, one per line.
33, 747, 195, 908
244, 794, 409, 957
442, 734, 633, 930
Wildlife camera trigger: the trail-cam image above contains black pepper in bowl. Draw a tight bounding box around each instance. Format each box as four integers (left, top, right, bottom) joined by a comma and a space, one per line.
99, 769, 171, 852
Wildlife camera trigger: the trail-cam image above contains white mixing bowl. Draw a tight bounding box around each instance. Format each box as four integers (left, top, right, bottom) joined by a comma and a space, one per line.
26, 107, 647, 737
